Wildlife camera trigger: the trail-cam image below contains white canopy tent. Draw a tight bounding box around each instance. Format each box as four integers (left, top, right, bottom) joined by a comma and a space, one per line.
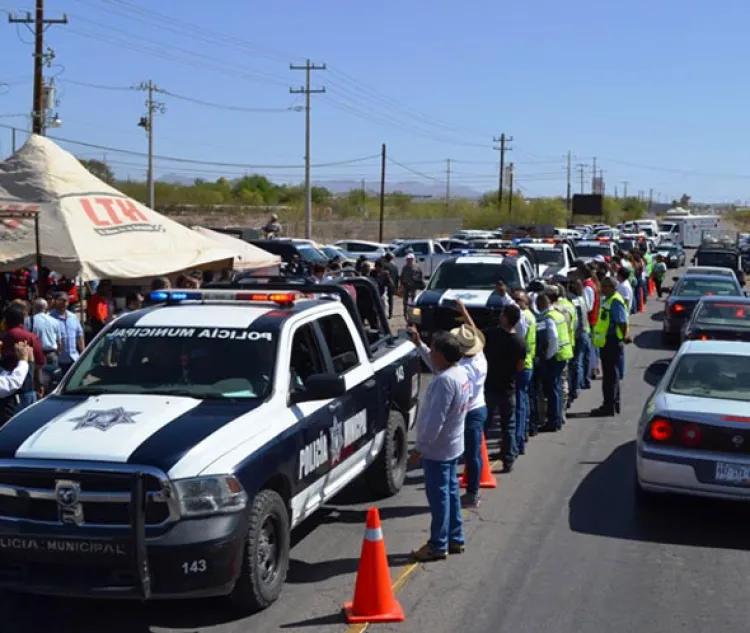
191, 226, 280, 270
0, 135, 238, 280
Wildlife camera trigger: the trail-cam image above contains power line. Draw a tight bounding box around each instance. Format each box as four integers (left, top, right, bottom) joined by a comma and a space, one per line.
386, 157, 444, 183
0, 122, 379, 169
57, 78, 297, 113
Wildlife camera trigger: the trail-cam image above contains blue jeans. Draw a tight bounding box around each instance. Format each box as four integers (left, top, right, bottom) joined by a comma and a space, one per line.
515, 369, 532, 453
17, 390, 37, 413
544, 359, 566, 430
422, 458, 464, 552
463, 406, 488, 496
570, 335, 586, 400
590, 341, 600, 380
580, 331, 592, 389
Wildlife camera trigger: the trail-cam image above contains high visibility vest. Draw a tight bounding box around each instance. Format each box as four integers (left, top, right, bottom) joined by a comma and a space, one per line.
592, 292, 628, 348
548, 309, 573, 361
522, 308, 536, 370
557, 298, 577, 346
645, 252, 653, 276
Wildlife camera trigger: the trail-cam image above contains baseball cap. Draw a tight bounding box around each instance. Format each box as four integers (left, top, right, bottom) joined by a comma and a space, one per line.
406, 253, 415, 260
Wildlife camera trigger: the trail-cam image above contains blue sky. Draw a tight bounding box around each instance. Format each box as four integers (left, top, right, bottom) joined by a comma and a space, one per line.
1, 0, 750, 202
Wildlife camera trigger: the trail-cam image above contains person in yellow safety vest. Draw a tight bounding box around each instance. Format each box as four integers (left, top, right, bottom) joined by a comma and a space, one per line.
591, 276, 631, 417
511, 290, 536, 455
536, 292, 572, 433
548, 283, 576, 421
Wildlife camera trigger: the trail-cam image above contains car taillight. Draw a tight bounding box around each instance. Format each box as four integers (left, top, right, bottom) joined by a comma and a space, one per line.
670, 303, 685, 314
649, 418, 673, 441
681, 423, 702, 447
689, 332, 708, 340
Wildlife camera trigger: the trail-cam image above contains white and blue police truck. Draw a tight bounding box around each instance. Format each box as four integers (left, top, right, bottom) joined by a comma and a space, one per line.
0, 277, 420, 612
410, 248, 539, 340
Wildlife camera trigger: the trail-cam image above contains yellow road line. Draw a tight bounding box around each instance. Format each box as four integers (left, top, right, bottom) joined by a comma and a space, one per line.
344, 459, 502, 632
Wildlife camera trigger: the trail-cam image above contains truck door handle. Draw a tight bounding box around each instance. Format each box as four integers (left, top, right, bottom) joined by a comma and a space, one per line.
364, 379, 376, 389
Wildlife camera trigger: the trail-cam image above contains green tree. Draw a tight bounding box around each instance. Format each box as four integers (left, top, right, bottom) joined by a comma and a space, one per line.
79, 158, 114, 184
311, 186, 332, 205
621, 197, 647, 221
679, 193, 691, 208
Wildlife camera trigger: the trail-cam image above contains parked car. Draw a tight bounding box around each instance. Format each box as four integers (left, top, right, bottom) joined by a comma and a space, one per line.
392, 239, 452, 278
656, 243, 686, 268
333, 240, 389, 262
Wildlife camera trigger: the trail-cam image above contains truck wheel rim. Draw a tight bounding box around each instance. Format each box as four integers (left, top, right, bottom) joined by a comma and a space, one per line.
258, 516, 281, 584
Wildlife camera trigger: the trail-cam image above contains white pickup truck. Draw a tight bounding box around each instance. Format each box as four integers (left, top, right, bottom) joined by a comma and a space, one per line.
392, 239, 453, 278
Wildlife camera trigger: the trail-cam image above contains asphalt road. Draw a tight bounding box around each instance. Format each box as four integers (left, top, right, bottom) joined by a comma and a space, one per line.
7, 260, 750, 633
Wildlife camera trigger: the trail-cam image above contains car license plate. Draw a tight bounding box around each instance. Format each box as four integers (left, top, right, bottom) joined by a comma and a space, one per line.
715, 462, 750, 484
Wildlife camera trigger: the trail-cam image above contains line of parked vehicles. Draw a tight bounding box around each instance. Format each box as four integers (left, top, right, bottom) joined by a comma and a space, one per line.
636, 228, 750, 506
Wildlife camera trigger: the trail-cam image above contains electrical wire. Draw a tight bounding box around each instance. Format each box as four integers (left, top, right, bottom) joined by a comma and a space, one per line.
387, 157, 445, 183
57, 78, 297, 113
0, 122, 381, 169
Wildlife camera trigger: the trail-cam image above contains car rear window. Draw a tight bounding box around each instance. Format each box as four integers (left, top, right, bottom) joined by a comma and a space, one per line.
668, 353, 750, 402
694, 302, 750, 329
676, 279, 739, 297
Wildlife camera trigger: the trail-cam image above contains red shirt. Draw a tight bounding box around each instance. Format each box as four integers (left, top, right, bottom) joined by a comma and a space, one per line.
87, 293, 112, 323
3, 326, 45, 370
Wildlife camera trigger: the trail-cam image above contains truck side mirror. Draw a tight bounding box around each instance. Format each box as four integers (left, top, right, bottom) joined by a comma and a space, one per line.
289, 373, 346, 405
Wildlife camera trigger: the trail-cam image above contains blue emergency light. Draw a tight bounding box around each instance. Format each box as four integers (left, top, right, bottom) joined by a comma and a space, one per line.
148, 289, 299, 304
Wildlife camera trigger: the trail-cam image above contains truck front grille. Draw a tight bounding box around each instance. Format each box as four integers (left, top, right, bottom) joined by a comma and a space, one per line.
0, 463, 175, 527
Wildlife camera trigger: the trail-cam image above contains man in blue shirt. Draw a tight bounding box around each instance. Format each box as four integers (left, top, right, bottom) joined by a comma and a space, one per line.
31, 298, 62, 389
592, 276, 631, 417
50, 292, 85, 376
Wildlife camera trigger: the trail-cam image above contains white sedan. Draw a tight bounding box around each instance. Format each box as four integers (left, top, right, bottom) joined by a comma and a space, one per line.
636, 340, 750, 504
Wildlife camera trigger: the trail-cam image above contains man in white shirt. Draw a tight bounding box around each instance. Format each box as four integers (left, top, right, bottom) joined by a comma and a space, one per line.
616, 268, 634, 313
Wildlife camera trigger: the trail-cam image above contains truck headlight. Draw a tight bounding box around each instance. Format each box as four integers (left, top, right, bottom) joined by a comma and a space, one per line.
172, 475, 248, 517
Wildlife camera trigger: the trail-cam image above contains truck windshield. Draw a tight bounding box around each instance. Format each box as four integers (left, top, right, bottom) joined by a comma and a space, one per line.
576, 244, 611, 257
428, 262, 520, 289
531, 249, 564, 266
298, 245, 329, 264
62, 326, 277, 399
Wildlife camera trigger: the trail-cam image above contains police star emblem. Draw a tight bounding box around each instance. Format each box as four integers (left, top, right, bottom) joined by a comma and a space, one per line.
329, 415, 345, 465
69, 407, 140, 431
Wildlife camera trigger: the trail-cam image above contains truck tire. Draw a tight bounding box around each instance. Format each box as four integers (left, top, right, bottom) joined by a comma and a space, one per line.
366, 409, 408, 497
229, 489, 290, 613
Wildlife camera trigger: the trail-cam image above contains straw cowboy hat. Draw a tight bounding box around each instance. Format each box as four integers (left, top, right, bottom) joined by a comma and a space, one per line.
450, 324, 485, 357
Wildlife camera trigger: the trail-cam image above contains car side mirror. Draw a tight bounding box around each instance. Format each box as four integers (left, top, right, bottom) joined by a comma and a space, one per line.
290, 373, 346, 405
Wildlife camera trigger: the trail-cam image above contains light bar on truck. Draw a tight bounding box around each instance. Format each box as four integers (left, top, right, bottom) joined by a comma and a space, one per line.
149, 290, 298, 304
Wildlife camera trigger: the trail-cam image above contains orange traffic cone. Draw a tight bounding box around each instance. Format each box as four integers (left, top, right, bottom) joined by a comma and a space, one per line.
648, 277, 655, 297
460, 434, 498, 489
343, 507, 405, 624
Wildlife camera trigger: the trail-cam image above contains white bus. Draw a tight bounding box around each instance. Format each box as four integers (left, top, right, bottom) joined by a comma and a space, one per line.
658, 215, 720, 247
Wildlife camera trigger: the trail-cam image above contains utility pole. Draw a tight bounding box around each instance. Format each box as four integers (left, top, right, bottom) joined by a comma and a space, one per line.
576, 164, 587, 194
507, 163, 515, 216
378, 143, 386, 243
135, 81, 165, 210
591, 157, 597, 192
445, 158, 451, 209
11, 128, 17, 153
622, 181, 629, 199
9, 2, 67, 135
566, 151, 572, 213
614, 185, 619, 199
648, 188, 654, 214
493, 134, 513, 211
290, 59, 326, 239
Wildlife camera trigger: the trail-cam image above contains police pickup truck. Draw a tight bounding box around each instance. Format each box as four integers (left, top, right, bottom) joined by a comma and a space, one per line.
410, 248, 538, 340
0, 277, 420, 612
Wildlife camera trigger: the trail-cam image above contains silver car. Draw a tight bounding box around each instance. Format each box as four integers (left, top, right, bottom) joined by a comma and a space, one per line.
636, 340, 750, 504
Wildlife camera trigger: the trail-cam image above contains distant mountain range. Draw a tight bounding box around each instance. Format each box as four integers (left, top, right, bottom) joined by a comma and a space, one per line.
157, 173, 484, 199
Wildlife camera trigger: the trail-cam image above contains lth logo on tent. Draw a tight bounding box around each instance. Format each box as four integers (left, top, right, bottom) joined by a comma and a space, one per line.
79, 196, 165, 236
